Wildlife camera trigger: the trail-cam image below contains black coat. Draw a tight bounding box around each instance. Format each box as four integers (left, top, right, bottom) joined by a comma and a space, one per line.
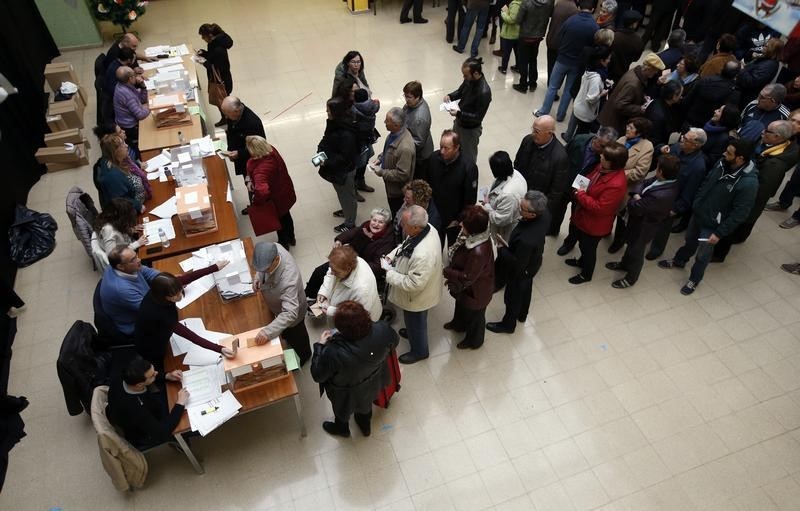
56, 320, 111, 416
199, 32, 234, 94
737, 57, 781, 107
497, 208, 551, 279
311, 322, 399, 420
226, 105, 266, 175
427, 150, 479, 227
703, 124, 733, 166
627, 177, 680, 240
645, 99, 679, 147
608, 29, 645, 83
317, 119, 360, 185
448, 75, 492, 129
514, 135, 570, 215
683, 76, 741, 128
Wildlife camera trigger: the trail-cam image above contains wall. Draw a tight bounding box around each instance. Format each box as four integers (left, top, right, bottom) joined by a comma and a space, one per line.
34, 0, 102, 49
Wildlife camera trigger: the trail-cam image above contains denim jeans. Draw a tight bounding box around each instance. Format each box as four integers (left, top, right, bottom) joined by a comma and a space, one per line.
457, 6, 489, 57
673, 217, 715, 284
538, 60, 580, 121
403, 309, 429, 358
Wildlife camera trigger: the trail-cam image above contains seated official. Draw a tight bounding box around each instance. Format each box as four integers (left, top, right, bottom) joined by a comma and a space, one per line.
93, 198, 148, 256
106, 355, 189, 449
314, 246, 383, 322
305, 207, 395, 298
97, 134, 150, 213
136, 271, 236, 372
113, 66, 150, 159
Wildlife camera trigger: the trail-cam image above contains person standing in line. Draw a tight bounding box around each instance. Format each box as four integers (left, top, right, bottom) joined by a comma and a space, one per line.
510, 0, 554, 93
221, 96, 266, 198
453, 0, 492, 58
402, 81, 433, 182
544, 0, 579, 83
372, 108, 416, 220
400, 0, 428, 23
318, 98, 360, 234
443, 57, 493, 169
480, 151, 528, 242
196, 23, 234, 127
496, 0, 522, 75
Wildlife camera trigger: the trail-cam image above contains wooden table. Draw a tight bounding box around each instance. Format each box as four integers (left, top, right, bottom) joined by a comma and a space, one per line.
137, 154, 239, 263
153, 238, 306, 474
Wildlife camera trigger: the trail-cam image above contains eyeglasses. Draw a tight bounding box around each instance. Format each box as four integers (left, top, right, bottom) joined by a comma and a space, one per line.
122, 255, 140, 264
759, 94, 776, 103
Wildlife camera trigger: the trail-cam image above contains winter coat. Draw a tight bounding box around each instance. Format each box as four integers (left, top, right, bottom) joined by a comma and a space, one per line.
497, 208, 551, 278
335, 222, 398, 277
226, 105, 266, 175
626, 178, 680, 240
428, 150, 479, 227
514, 135, 570, 214
608, 28, 645, 83
554, 11, 599, 66
403, 98, 434, 161
683, 75, 741, 128
311, 322, 399, 420
482, 169, 528, 241
380, 128, 416, 198
618, 136, 654, 186
499, 0, 523, 40
332, 62, 370, 98
246, 147, 297, 216
691, 159, 759, 238
573, 70, 605, 122
443, 237, 495, 310
317, 119, 360, 185
57, 320, 111, 416
738, 101, 791, 143
65, 186, 98, 262
698, 52, 738, 78
572, 165, 628, 236
516, 0, 554, 39
645, 99, 678, 147
545, 0, 578, 50
448, 75, 492, 129
319, 257, 383, 321
598, 66, 648, 135
669, 145, 709, 217
703, 122, 733, 166
737, 57, 781, 106
746, 141, 800, 225
199, 32, 234, 93
386, 225, 443, 312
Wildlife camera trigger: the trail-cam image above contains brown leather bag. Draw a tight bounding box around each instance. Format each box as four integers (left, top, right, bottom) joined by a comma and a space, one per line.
208, 66, 226, 107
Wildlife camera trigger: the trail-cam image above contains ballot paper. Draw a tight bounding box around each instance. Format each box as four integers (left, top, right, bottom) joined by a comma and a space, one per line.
189, 135, 215, 156
145, 151, 171, 170
149, 196, 178, 219
158, 64, 186, 74
186, 390, 242, 436
176, 274, 215, 309
439, 100, 460, 113
144, 45, 171, 57
170, 318, 206, 355
572, 174, 591, 190
144, 78, 156, 91
150, 94, 182, 109
183, 345, 222, 366
143, 219, 175, 245
182, 364, 223, 407
170, 44, 190, 56
139, 61, 161, 71
179, 254, 210, 272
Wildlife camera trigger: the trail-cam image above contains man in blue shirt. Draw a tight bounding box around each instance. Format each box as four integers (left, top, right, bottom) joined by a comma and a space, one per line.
99, 245, 159, 336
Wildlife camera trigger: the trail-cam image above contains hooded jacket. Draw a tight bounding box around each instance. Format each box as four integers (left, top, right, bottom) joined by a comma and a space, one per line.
745, 141, 800, 225
691, 159, 759, 238
199, 32, 234, 93
317, 119, 360, 185
516, 0, 554, 39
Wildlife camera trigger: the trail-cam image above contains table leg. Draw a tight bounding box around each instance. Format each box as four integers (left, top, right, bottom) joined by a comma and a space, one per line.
174, 433, 205, 474
294, 395, 307, 438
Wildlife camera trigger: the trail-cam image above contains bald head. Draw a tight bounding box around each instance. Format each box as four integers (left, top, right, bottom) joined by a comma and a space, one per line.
769, 120, 793, 141
115, 66, 135, 83
532, 115, 556, 145
221, 96, 243, 120
120, 33, 139, 49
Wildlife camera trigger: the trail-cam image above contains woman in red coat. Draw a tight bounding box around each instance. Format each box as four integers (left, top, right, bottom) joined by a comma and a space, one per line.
245, 135, 297, 248
442, 205, 495, 350
564, 141, 628, 285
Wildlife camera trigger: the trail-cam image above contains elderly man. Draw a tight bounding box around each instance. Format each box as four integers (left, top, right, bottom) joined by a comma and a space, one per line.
683, 61, 742, 129
428, 130, 479, 246
647, 127, 709, 260
402, 81, 434, 182
597, 53, 665, 135
372, 107, 416, 219
487, 191, 550, 334
659, 139, 758, 295
251, 241, 311, 365
385, 205, 442, 364
221, 96, 266, 194
656, 29, 686, 70
316, 246, 382, 322
443, 57, 492, 167
112, 66, 149, 159
738, 84, 791, 142
102, 33, 153, 71
514, 115, 569, 235
713, 120, 800, 261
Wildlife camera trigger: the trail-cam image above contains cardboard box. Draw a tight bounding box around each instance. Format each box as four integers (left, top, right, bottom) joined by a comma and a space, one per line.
175, 183, 217, 236
219, 329, 287, 391
46, 115, 68, 132
35, 143, 89, 172
44, 62, 79, 91
44, 128, 90, 149
47, 96, 84, 129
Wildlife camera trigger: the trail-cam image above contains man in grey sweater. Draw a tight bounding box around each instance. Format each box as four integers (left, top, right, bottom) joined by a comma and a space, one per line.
402, 80, 434, 181
512, 0, 555, 93
252, 241, 311, 365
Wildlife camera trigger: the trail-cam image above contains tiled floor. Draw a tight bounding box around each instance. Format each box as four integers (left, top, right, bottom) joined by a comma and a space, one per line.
3, 1, 800, 509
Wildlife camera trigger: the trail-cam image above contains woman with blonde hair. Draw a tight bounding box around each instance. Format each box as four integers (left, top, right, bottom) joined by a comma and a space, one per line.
97, 134, 150, 213
245, 135, 297, 248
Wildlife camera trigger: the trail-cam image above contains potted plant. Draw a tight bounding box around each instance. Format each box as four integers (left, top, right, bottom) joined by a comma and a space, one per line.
89, 0, 148, 33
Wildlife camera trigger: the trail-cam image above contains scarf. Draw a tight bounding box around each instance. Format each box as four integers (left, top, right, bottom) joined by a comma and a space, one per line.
624, 136, 641, 149
396, 224, 431, 259
447, 228, 490, 261
362, 221, 389, 240
761, 140, 791, 157
703, 121, 727, 134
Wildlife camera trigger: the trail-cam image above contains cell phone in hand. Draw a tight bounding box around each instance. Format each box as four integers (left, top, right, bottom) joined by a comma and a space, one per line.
311, 152, 328, 167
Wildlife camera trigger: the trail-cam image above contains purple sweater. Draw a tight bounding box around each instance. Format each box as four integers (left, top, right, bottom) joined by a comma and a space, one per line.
114, 82, 150, 128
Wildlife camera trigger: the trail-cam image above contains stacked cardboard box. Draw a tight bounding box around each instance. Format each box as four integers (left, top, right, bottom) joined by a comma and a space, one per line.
41, 62, 90, 172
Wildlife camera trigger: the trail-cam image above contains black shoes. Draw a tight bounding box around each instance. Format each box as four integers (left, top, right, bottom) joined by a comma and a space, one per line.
645, 251, 661, 261
356, 192, 365, 203
333, 209, 344, 217
398, 328, 408, 338
443, 321, 465, 332
486, 322, 514, 334
568, 274, 590, 285
512, 83, 528, 93
354, 413, 372, 436
605, 261, 624, 271
334, 223, 353, 233
608, 240, 625, 254
357, 182, 375, 193
400, 17, 413, 24
414, 17, 428, 24
399, 352, 427, 364
556, 244, 574, 256
452, 45, 464, 54
322, 420, 350, 438
241, 206, 249, 215
565, 258, 581, 268
457, 339, 482, 349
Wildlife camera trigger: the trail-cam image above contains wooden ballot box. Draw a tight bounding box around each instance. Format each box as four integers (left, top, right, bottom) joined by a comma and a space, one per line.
219, 329, 287, 391
175, 183, 218, 237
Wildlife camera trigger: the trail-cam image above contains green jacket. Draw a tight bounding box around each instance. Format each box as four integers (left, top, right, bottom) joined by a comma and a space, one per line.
692, 160, 758, 238
500, 0, 523, 40
566, 133, 598, 179
745, 141, 800, 225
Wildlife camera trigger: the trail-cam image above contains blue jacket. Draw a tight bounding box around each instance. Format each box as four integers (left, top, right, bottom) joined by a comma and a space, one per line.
670, 145, 709, 216
100, 265, 160, 335
556, 11, 599, 66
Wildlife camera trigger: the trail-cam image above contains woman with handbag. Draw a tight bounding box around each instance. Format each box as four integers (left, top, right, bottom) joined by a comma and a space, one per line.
442, 205, 495, 350
245, 135, 297, 249
197, 23, 234, 127
318, 97, 361, 233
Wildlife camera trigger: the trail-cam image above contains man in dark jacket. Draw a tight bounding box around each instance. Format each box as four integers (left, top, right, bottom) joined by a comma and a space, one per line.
487, 191, 550, 333
608, 10, 645, 83
714, 120, 800, 261
221, 96, 266, 182
656, 29, 686, 71
607, 155, 680, 288
738, 84, 791, 142
428, 130, 479, 246
444, 57, 492, 167
512, 0, 555, 93
642, 0, 681, 52
102, 47, 136, 124
197, 27, 234, 127
544, 0, 578, 82
645, 80, 683, 147
683, 61, 742, 129
659, 139, 758, 295
597, 53, 665, 135
514, 115, 569, 235
647, 128, 709, 260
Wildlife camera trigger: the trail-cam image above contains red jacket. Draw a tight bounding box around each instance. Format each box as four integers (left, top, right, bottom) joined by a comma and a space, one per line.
246, 147, 297, 216
572, 165, 627, 237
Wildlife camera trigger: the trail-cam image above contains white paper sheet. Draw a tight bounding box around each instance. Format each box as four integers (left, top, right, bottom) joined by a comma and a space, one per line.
183, 345, 222, 366
143, 219, 175, 245
177, 151, 191, 164
170, 318, 206, 355
186, 390, 241, 436
182, 364, 223, 407
171, 44, 190, 56
189, 135, 214, 156
179, 254, 210, 272
150, 94, 181, 108
149, 196, 178, 219
139, 61, 161, 71
176, 274, 215, 309
572, 174, 591, 190
144, 78, 156, 90
144, 45, 171, 57
145, 152, 171, 170
158, 64, 186, 74
439, 100, 460, 112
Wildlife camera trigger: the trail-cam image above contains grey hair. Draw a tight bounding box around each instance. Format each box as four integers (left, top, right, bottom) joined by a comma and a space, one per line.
600, 0, 617, 12
405, 204, 428, 228
770, 120, 794, 140
523, 191, 548, 216
597, 126, 619, 142
765, 83, 787, 104
387, 107, 406, 126
370, 207, 391, 223
116, 66, 135, 82
687, 127, 707, 146
667, 29, 686, 49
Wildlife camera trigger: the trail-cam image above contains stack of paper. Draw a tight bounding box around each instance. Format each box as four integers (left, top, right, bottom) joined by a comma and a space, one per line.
189, 135, 215, 157
170, 44, 190, 56
176, 274, 216, 309
186, 390, 242, 436
144, 45, 171, 58
182, 364, 223, 407
144, 218, 176, 245
170, 318, 232, 361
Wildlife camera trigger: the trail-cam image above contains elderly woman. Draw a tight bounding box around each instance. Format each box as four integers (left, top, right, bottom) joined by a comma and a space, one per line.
481, 151, 527, 242
311, 301, 399, 437
97, 134, 150, 213
394, 179, 442, 241
332, 51, 370, 98
443, 205, 495, 350
402, 81, 434, 181
608, 117, 654, 253
93, 198, 147, 261
245, 135, 297, 248
316, 246, 383, 322
305, 207, 396, 297
197, 23, 234, 127
595, 0, 618, 29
